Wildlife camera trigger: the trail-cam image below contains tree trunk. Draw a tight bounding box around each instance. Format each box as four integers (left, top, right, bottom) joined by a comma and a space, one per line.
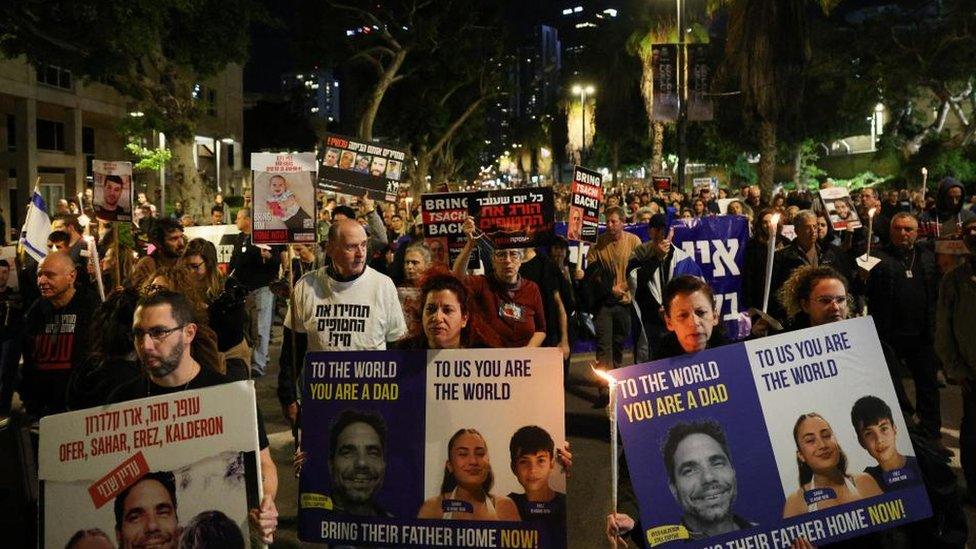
169, 138, 204, 218
758, 120, 777, 201
611, 142, 620, 186
652, 122, 665, 176
792, 143, 803, 186
358, 48, 409, 141
410, 149, 431, 198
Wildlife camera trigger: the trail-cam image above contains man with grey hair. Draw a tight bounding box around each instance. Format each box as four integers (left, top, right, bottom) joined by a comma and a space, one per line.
867, 212, 943, 444
21, 251, 98, 417
770, 210, 849, 321
277, 218, 405, 425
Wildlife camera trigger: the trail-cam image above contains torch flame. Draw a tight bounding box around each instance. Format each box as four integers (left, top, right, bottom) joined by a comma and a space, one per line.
591, 365, 617, 386
868, 207, 878, 218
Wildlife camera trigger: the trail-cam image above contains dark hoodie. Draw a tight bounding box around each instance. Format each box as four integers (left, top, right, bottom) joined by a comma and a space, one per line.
920, 177, 975, 238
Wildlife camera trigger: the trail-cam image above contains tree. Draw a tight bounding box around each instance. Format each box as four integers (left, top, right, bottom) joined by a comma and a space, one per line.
0, 0, 263, 214
711, 0, 837, 198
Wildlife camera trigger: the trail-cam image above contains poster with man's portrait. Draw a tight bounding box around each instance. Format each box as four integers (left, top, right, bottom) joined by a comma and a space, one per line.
299, 348, 567, 548
0, 245, 18, 292
611, 318, 930, 548
93, 160, 133, 222
819, 187, 862, 231
38, 381, 262, 549
251, 152, 317, 244
318, 133, 406, 202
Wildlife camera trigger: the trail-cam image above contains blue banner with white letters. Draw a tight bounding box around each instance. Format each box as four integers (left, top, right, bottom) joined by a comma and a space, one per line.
610, 317, 931, 548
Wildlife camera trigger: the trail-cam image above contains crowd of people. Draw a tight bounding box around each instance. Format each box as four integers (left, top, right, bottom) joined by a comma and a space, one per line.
0, 173, 975, 547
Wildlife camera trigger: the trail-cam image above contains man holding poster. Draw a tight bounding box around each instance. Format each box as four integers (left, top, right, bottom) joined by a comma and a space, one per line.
106, 291, 279, 543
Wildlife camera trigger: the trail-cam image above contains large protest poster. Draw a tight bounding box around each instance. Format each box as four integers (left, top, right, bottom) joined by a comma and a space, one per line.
93, 160, 133, 222
568, 166, 602, 243
299, 348, 567, 548
611, 317, 931, 548
319, 133, 405, 202
39, 381, 262, 548
183, 224, 241, 275
671, 216, 749, 339
421, 191, 471, 268
251, 152, 317, 244
819, 188, 862, 231
469, 187, 555, 249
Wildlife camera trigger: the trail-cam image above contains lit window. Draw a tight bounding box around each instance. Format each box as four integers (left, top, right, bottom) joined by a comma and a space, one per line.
562, 8, 572, 15
573, 6, 583, 12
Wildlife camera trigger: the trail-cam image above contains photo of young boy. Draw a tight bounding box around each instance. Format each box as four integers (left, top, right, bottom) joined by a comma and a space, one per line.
507, 426, 567, 547
850, 395, 922, 492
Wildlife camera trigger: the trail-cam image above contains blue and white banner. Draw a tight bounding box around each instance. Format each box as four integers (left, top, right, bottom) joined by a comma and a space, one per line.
610, 317, 931, 548
670, 216, 749, 339
20, 187, 51, 262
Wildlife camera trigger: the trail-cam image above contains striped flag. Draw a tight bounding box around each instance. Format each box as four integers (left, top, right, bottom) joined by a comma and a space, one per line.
19, 187, 52, 262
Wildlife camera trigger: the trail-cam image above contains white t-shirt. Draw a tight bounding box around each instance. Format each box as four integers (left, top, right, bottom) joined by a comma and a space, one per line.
285, 266, 407, 351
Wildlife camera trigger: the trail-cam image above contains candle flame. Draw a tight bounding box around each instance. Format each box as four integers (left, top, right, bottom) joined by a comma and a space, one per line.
868, 207, 878, 218
591, 366, 617, 386
768, 213, 781, 228
921, 167, 928, 176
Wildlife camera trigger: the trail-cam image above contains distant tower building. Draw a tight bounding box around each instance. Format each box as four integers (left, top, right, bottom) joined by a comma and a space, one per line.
280, 69, 341, 123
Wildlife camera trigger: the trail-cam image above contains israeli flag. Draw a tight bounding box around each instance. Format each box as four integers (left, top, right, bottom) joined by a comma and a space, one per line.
19, 187, 52, 262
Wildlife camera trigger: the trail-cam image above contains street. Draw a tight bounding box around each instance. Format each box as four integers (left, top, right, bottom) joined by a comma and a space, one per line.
256, 328, 975, 548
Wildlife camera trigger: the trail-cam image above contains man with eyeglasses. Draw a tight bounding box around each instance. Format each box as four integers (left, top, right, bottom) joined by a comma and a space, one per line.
937, 217, 976, 497
866, 212, 942, 444
107, 290, 279, 544
453, 217, 546, 348
20, 251, 98, 419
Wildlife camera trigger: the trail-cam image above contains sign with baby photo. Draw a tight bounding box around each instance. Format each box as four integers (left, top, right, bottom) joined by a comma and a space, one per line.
298, 348, 567, 548
318, 133, 406, 202
251, 152, 318, 244
610, 317, 931, 548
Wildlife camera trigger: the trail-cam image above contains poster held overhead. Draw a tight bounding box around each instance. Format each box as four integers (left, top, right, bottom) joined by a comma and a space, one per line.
468, 187, 555, 249
568, 166, 603, 243
819, 187, 862, 231
318, 133, 406, 202
251, 152, 317, 244
93, 160, 133, 223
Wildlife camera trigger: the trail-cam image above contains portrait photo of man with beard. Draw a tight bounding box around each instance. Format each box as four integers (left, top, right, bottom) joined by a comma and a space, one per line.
328, 409, 392, 517
661, 419, 756, 540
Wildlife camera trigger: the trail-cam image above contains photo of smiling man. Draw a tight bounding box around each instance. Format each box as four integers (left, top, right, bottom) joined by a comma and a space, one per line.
662, 419, 756, 540
850, 396, 922, 492
328, 409, 392, 517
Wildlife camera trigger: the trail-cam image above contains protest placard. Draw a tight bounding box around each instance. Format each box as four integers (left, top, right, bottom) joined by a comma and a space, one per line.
93, 160, 133, 223
251, 152, 317, 244
299, 348, 567, 548
671, 216, 749, 339
319, 133, 406, 202
38, 381, 262, 548
183, 224, 241, 275
568, 167, 603, 243
611, 317, 931, 548
469, 187, 554, 249
421, 191, 472, 268
692, 177, 718, 197
1, 245, 18, 291
819, 188, 862, 231
653, 177, 672, 192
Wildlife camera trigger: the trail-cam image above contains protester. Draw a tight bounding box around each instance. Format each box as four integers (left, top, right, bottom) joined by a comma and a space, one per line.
397, 270, 470, 349
131, 217, 185, 289
20, 251, 99, 418
866, 212, 942, 443
520, 246, 571, 359
108, 291, 278, 543
920, 177, 975, 238
0, 257, 25, 418
397, 241, 431, 339
453, 217, 546, 348
229, 208, 282, 378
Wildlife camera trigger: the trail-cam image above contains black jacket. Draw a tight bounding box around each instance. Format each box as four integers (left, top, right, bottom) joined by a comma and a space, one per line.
866, 243, 938, 342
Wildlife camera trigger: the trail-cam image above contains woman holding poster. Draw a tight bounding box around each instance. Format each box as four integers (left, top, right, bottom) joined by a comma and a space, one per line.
782, 413, 882, 518
417, 428, 521, 521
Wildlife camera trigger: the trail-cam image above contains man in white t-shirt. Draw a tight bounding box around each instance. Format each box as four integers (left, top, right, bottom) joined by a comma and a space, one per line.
277, 218, 406, 424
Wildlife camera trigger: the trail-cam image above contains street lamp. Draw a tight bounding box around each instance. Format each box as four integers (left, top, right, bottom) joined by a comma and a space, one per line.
571, 84, 595, 164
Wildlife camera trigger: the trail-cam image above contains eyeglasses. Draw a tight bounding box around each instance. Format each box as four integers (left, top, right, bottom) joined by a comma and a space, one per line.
133, 325, 185, 343
812, 296, 848, 306
492, 250, 523, 260
142, 284, 168, 295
